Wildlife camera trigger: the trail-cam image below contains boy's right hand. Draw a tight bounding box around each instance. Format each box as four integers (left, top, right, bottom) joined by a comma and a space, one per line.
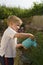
29, 34, 35, 40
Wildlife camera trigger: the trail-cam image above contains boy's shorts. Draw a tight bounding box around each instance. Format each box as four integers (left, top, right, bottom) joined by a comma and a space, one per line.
0, 56, 5, 65
5, 58, 14, 65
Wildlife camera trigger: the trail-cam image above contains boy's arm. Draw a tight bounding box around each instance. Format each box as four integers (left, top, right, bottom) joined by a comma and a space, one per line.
14, 33, 35, 39
16, 43, 28, 50
16, 43, 23, 48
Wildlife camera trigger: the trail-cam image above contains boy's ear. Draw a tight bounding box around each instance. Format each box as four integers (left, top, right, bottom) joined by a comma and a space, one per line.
10, 21, 14, 25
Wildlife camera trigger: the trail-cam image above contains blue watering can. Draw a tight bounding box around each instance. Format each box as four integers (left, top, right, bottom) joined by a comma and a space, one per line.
22, 38, 37, 48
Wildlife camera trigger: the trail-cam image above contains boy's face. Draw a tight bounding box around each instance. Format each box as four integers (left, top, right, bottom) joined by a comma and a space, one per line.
11, 22, 22, 32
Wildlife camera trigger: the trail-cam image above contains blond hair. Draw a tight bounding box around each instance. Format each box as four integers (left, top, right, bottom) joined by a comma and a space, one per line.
7, 15, 23, 26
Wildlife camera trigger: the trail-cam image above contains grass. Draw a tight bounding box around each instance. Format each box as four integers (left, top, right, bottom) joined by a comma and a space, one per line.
15, 31, 43, 65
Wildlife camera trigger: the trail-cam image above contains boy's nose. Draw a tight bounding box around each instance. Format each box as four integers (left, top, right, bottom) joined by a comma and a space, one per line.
17, 26, 20, 29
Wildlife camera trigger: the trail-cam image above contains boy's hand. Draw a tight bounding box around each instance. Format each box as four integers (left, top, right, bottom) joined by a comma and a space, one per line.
16, 44, 23, 48
29, 34, 35, 40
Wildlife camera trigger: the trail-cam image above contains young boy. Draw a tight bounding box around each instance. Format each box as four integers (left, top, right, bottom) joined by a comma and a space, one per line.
0, 15, 34, 65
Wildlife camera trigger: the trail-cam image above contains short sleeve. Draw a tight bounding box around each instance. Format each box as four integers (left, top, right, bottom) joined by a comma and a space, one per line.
8, 27, 17, 38
9, 30, 17, 38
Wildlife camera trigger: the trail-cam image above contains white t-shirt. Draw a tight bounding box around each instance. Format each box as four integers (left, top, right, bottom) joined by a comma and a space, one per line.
0, 27, 17, 58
